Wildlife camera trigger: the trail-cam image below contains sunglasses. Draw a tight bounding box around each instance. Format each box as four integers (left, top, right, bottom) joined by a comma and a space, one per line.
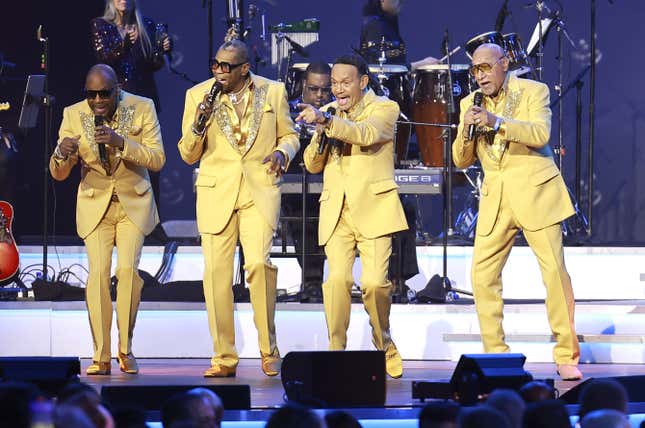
305, 85, 332, 94
210, 58, 247, 73
84, 88, 115, 99
469, 56, 505, 77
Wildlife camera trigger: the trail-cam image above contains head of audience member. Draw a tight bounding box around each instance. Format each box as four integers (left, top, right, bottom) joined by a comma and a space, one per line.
302, 62, 332, 109
581, 409, 630, 428
523, 399, 571, 428
579, 379, 628, 419
325, 410, 361, 428
85, 64, 121, 121
265, 403, 325, 428
418, 400, 460, 428
187, 388, 224, 427
362, 0, 402, 16
109, 405, 148, 428
470, 43, 509, 98
59, 390, 115, 428
459, 405, 510, 428
58, 381, 100, 403
211, 40, 251, 95
0, 382, 42, 428
161, 390, 221, 428
518, 381, 556, 403
54, 404, 95, 428
486, 389, 525, 428
331, 55, 370, 112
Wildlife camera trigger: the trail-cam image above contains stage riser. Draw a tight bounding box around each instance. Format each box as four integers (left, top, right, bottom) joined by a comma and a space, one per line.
18, 246, 645, 300
1, 302, 644, 364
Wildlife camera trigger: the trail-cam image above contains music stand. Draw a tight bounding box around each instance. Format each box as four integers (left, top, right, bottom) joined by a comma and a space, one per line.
18, 75, 46, 130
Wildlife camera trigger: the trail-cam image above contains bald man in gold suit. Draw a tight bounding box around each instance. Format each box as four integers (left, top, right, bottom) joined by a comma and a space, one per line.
297, 54, 408, 379
51, 64, 165, 375
453, 43, 582, 380
178, 40, 299, 378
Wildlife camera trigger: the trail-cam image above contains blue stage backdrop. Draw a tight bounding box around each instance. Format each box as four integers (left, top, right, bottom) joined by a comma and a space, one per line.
2, 1, 644, 244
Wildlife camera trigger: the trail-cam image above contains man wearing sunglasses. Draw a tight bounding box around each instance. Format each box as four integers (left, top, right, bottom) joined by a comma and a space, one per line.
453, 43, 581, 381
179, 40, 299, 378
50, 64, 165, 376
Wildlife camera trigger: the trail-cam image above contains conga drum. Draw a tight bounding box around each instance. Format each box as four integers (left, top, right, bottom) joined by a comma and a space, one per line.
368, 64, 413, 164
412, 64, 473, 167
465, 31, 504, 58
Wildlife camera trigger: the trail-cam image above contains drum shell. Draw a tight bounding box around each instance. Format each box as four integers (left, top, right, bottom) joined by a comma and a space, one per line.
412, 65, 472, 167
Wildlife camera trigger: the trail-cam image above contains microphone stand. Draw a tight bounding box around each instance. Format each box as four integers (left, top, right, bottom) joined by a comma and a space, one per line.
588, 0, 596, 238
536, 1, 545, 81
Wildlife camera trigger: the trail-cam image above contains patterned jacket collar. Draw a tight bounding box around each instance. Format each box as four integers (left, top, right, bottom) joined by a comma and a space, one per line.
212, 73, 269, 156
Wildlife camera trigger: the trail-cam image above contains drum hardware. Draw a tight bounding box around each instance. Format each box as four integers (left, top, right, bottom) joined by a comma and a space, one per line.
439, 45, 461, 63
270, 19, 319, 81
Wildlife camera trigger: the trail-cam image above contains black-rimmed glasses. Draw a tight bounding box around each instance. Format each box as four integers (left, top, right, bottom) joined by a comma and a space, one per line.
84, 88, 115, 99
210, 58, 247, 73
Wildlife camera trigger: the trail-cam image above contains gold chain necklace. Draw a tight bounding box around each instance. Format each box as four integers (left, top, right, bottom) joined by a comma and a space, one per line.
229, 78, 251, 105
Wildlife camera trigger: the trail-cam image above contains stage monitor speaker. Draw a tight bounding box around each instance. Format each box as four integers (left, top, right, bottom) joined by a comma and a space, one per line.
101, 384, 251, 411
281, 350, 385, 408
450, 353, 533, 405
0, 357, 80, 397
560, 375, 645, 404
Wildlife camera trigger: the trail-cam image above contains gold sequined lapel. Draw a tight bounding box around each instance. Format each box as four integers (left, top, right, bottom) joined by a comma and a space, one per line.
242, 84, 269, 156
79, 104, 135, 172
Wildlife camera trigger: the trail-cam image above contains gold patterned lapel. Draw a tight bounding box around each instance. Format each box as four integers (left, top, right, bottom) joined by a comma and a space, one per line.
79, 104, 135, 173
480, 79, 524, 164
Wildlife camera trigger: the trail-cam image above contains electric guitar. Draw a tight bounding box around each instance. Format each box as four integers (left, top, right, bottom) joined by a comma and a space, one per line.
0, 201, 20, 283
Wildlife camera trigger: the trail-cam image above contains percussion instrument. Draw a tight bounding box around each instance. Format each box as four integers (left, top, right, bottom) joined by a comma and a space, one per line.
465, 31, 504, 58
503, 33, 532, 76
369, 64, 413, 164
412, 64, 473, 167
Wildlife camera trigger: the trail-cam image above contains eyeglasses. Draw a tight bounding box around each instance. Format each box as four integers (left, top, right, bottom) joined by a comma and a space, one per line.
305, 85, 332, 94
210, 58, 247, 73
84, 88, 115, 99
469, 56, 505, 77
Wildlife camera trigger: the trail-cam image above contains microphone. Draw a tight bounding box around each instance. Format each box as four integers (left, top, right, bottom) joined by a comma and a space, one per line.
155, 23, 172, 63
468, 92, 484, 141
94, 115, 110, 174
284, 35, 309, 58
195, 81, 223, 132
317, 107, 336, 155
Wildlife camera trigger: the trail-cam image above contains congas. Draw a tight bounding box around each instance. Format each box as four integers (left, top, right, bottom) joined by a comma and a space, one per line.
368, 64, 413, 164
465, 31, 504, 58
286, 62, 309, 101
412, 64, 473, 167
503, 33, 532, 76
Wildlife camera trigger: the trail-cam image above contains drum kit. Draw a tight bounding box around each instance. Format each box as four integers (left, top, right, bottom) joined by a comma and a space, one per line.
286, 30, 533, 168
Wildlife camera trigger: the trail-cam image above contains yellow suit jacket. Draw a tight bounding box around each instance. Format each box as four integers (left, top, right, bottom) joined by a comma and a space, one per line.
304, 89, 408, 245
453, 75, 574, 236
178, 74, 299, 234
50, 92, 165, 239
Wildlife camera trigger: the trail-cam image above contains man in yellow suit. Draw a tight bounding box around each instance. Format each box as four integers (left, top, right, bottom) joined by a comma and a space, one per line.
50, 64, 165, 375
453, 43, 582, 380
178, 40, 299, 378
297, 54, 408, 378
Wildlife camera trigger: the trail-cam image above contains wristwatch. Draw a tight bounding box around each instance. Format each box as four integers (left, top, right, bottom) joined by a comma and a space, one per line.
493, 116, 504, 132
321, 110, 333, 126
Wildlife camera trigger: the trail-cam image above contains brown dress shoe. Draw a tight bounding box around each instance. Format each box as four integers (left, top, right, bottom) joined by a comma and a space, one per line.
385, 345, 403, 379
86, 361, 111, 375
557, 364, 583, 380
117, 353, 139, 374
203, 364, 236, 378
261, 355, 281, 377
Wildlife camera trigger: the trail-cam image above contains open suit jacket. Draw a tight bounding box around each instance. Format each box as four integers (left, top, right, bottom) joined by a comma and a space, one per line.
50, 92, 165, 238
303, 89, 408, 244
452, 74, 574, 235
178, 74, 299, 233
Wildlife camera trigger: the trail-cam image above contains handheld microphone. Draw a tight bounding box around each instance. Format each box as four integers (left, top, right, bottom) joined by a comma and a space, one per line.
317, 107, 336, 155
94, 115, 110, 174
468, 92, 484, 141
155, 23, 172, 63
195, 81, 223, 132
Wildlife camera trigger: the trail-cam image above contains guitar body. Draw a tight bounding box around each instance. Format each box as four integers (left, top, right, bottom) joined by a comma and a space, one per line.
0, 201, 20, 283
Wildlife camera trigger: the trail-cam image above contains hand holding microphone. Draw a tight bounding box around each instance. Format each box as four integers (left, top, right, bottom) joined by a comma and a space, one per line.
317, 107, 336, 154
465, 92, 484, 140
192, 81, 222, 135
94, 115, 110, 174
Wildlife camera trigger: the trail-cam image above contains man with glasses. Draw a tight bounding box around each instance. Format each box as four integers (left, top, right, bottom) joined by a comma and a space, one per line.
50, 64, 165, 375
178, 40, 299, 378
453, 43, 581, 380
297, 54, 408, 379
285, 61, 333, 301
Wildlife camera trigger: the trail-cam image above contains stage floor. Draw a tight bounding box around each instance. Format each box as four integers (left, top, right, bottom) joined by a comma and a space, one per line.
81, 358, 645, 409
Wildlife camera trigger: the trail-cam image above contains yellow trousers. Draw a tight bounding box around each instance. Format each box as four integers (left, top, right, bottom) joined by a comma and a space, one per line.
84, 200, 145, 363
201, 178, 279, 368
323, 201, 399, 363
472, 188, 580, 365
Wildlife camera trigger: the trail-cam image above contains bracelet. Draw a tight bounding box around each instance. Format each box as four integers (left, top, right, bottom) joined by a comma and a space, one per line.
191, 124, 206, 136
